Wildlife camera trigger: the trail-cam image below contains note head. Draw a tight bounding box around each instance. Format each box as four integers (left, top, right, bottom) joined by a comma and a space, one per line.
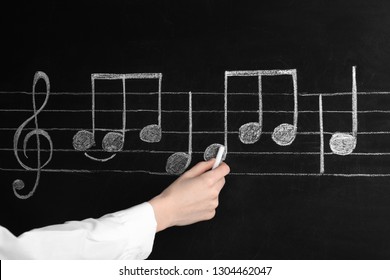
239, 122, 262, 144
102, 132, 124, 152
140, 124, 162, 143
73, 130, 95, 151
329, 132, 356, 156
204, 143, 227, 161
166, 152, 191, 175
272, 123, 296, 146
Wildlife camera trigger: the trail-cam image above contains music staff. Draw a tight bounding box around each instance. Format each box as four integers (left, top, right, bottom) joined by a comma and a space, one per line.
2, 66, 390, 199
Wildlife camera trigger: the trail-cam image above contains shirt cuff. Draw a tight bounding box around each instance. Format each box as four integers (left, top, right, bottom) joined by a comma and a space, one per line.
106, 202, 157, 259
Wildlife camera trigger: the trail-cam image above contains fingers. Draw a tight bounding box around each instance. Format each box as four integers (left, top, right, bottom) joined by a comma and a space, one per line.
204, 162, 230, 184
213, 177, 226, 193
182, 159, 216, 178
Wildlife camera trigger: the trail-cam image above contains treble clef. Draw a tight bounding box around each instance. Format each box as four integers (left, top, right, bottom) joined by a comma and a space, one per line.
12, 71, 53, 199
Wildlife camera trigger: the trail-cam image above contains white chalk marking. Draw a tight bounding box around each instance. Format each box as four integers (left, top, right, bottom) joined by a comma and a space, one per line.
4, 127, 390, 135
4, 167, 390, 177
12, 71, 53, 199
73, 73, 163, 161
329, 66, 358, 156
165, 91, 193, 175
319, 94, 324, 173
3, 67, 390, 183
5, 108, 390, 114
222, 69, 298, 147
6, 148, 390, 157
5, 90, 390, 97
139, 73, 162, 143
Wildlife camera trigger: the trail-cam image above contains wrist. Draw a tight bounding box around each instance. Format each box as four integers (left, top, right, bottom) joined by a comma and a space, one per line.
149, 194, 175, 232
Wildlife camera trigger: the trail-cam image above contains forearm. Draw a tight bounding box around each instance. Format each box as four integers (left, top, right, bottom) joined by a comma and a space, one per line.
0, 203, 157, 260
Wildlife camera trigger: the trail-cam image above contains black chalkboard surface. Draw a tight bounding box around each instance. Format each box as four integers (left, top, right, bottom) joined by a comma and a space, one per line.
1, 0, 390, 259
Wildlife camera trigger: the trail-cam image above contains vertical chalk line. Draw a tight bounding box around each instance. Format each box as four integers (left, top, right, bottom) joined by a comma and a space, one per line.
122, 78, 126, 142
224, 72, 228, 153
188, 91, 192, 157
91, 75, 96, 136
258, 75, 263, 128
158, 74, 162, 127
319, 94, 324, 174
352, 66, 358, 137
292, 70, 298, 130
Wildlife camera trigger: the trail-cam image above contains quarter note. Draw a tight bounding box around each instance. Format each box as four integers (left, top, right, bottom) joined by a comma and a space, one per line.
224, 71, 264, 145
166, 91, 192, 175
139, 73, 163, 143
72, 73, 163, 162
270, 70, 298, 146
12, 71, 53, 199
319, 66, 358, 174
329, 66, 358, 156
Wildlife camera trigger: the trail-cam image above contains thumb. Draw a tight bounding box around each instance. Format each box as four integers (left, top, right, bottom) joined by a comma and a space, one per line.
182, 159, 215, 178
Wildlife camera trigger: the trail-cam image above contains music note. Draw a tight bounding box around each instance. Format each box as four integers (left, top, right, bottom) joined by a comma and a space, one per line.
269, 70, 298, 146
204, 69, 298, 161
12, 71, 53, 199
329, 66, 358, 156
72, 73, 163, 162
139, 73, 163, 143
237, 72, 263, 145
165, 91, 192, 175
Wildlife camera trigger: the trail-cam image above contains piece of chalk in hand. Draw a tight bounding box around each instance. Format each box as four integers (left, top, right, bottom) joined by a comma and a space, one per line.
212, 145, 225, 170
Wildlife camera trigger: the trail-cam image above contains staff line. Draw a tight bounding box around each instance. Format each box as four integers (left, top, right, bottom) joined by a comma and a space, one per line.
3, 148, 390, 156
2, 128, 390, 135
1, 167, 390, 177
3, 109, 390, 114
2, 91, 390, 96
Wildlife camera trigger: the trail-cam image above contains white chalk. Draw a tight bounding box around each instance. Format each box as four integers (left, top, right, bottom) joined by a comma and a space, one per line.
212, 145, 225, 170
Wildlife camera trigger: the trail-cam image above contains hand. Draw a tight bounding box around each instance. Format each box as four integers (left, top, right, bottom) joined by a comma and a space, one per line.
149, 159, 230, 232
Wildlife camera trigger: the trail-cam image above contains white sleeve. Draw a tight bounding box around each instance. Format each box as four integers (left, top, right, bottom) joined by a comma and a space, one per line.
0, 202, 157, 260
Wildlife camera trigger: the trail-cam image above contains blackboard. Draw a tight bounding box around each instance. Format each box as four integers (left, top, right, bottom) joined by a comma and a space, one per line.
1, 0, 390, 259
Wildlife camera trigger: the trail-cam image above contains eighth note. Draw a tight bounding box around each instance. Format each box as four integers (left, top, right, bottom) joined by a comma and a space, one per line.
72, 73, 163, 162
204, 69, 298, 160
227, 70, 298, 147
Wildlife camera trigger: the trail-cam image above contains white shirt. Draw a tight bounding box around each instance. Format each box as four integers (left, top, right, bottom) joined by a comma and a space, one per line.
0, 202, 157, 260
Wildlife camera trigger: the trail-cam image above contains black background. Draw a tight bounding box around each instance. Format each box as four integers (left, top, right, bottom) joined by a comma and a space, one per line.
1, 0, 390, 259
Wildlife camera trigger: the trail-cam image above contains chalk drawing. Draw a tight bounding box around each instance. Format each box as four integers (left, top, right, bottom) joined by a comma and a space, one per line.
166, 91, 192, 175
204, 69, 298, 160
318, 66, 358, 173
139, 73, 163, 143
72, 130, 95, 151
72, 73, 162, 162
3, 66, 390, 200
12, 71, 53, 199
239, 122, 262, 144
204, 143, 227, 161
229, 70, 298, 146
329, 66, 358, 156
226, 71, 263, 145
319, 94, 325, 174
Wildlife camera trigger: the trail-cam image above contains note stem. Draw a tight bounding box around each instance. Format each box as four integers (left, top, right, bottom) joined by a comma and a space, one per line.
319, 94, 324, 174
352, 66, 358, 138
